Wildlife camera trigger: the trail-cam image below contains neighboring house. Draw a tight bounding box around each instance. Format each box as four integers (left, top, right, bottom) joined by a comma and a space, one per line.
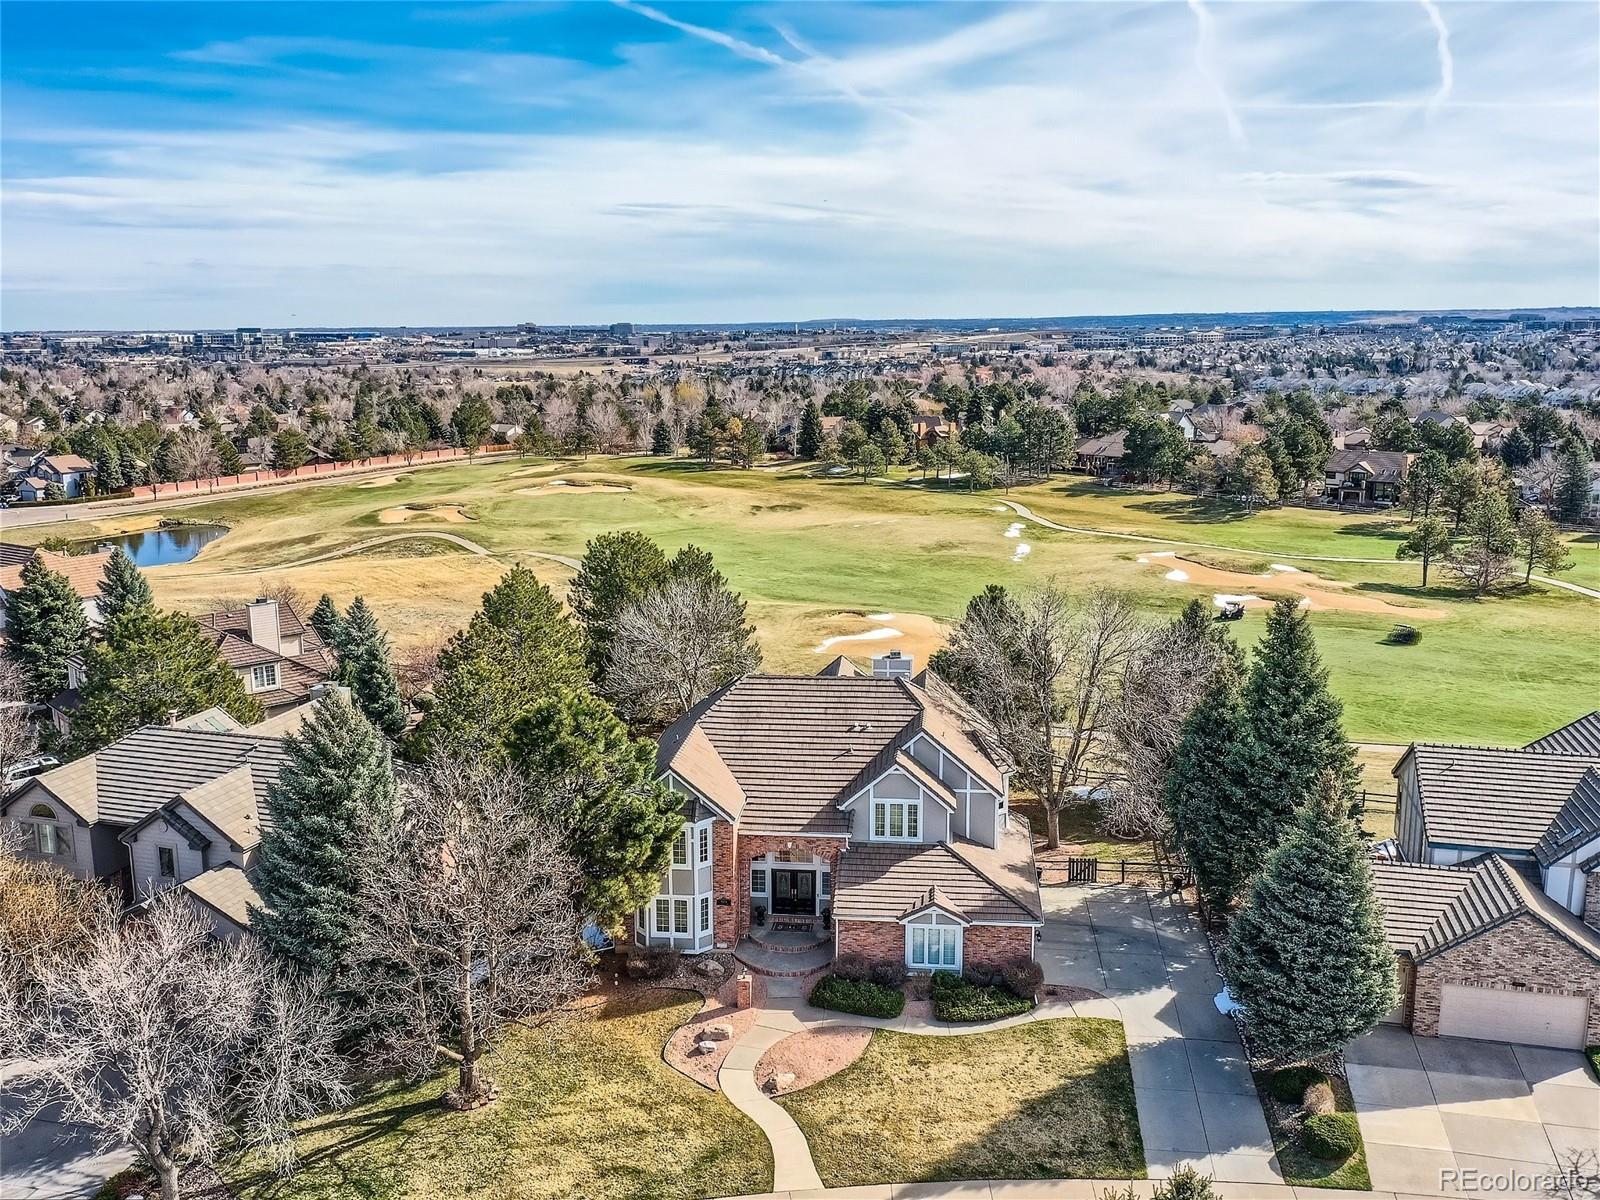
1322, 448, 1413, 505
1075, 430, 1128, 476
0, 543, 112, 634
194, 598, 336, 718
1332, 427, 1372, 450
30, 454, 95, 498
640, 654, 1043, 977
907, 414, 952, 448
1468, 420, 1509, 452
1414, 409, 1460, 428
0, 722, 292, 940
1377, 711, 1600, 1048
1171, 402, 1243, 444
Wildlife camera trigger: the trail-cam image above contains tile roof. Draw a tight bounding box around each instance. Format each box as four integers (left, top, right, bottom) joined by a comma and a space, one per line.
1076, 430, 1128, 459
179, 864, 261, 929
11, 725, 290, 831
1407, 743, 1600, 853
180, 765, 262, 849
1533, 769, 1600, 866
1526, 711, 1600, 757
1372, 854, 1600, 962
834, 822, 1042, 925
0, 545, 113, 599
42, 454, 93, 473
1325, 448, 1413, 481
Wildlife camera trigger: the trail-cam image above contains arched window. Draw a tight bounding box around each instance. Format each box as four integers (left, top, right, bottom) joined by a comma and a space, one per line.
22, 804, 69, 857
29, 803, 57, 820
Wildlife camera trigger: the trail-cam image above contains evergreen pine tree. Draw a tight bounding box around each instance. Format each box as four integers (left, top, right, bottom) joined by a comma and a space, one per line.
1218, 782, 1398, 1061
413, 565, 587, 761
1163, 662, 1256, 911
6, 558, 89, 703
507, 687, 682, 925
309, 593, 348, 662
568, 531, 670, 675
650, 419, 673, 456
96, 547, 154, 624
798, 400, 825, 459
71, 610, 262, 752
252, 694, 398, 976
1553, 439, 1593, 523
1237, 598, 1361, 866
339, 597, 407, 737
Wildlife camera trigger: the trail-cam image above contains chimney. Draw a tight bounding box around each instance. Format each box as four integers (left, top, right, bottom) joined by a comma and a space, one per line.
871, 650, 913, 679
245, 598, 281, 654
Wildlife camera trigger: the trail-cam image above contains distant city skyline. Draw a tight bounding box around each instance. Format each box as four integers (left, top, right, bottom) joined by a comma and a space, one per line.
2, 1, 1596, 330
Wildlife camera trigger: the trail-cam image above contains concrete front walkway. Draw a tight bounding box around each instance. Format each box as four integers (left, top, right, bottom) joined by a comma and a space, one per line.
1346, 1026, 1600, 1197
1039, 887, 1281, 1183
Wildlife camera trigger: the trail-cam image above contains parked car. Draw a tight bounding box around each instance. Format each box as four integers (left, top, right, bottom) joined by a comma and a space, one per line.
4, 754, 59, 787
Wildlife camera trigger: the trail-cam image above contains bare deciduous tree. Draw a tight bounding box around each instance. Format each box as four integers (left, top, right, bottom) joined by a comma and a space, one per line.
0, 890, 347, 1200
393, 630, 450, 704
349, 755, 591, 1109
0, 658, 38, 784
166, 426, 221, 483
601, 575, 762, 729
938, 584, 1147, 848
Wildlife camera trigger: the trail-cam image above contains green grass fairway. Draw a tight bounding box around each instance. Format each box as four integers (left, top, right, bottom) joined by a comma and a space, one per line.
23, 455, 1596, 746
226, 986, 771, 1200
777, 1019, 1144, 1186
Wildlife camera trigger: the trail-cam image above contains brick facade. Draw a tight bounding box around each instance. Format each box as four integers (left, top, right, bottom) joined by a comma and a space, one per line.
711, 819, 738, 949
1409, 914, 1600, 1045
733, 834, 845, 943
1585, 871, 1600, 932
836, 919, 1035, 972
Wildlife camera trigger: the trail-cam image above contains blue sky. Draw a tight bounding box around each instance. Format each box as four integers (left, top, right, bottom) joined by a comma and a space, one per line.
2, 1, 1596, 330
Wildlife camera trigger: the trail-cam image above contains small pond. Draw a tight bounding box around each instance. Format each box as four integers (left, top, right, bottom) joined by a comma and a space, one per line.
90, 524, 229, 567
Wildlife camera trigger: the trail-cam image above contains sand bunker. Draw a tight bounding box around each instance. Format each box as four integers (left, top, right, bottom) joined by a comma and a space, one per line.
1013, 543, 1032, 562
810, 611, 950, 665
1143, 555, 1447, 619
355, 474, 406, 489
515, 479, 632, 497
377, 504, 473, 525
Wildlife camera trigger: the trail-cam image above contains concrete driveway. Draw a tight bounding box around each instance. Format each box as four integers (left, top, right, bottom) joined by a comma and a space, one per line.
1039, 886, 1281, 1184
1346, 1026, 1600, 1197
0, 1060, 133, 1200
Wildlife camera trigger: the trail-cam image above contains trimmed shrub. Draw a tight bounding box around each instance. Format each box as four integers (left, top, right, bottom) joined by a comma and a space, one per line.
624, 946, 680, 980
962, 963, 997, 987
1267, 1064, 1330, 1103
999, 957, 1045, 999
1302, 1112, 1361, 1162
833, 953, 872, 983
870, 960, 907, 988
930, 970, 1034, 1022
1303, 1080, 1336, 1115
810, 974, 905, 1019
1151, 1165, 1218, 1200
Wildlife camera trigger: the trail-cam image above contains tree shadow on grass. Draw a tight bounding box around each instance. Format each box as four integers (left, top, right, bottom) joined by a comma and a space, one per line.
1125, 496, 1255, 525
1329, 518, 1410, 543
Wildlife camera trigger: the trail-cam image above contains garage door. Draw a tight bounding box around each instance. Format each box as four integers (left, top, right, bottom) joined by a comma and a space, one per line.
1439, 984, 1588, 1049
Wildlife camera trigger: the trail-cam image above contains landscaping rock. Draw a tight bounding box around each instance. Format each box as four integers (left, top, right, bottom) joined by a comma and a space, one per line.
700, 1022, 733, 1042
694, 958, 726, 979
764, 1071, 797, 1094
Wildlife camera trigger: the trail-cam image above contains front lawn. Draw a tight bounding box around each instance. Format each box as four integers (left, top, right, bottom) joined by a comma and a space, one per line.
1255, 1066, 1373, 1190
228, 986, 772, 1200
778, 1018, 1144, 1186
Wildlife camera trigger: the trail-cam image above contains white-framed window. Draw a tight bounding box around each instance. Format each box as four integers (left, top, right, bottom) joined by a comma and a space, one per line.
872, 799, 920, 842
699, 896, 711, 933
697, 825, 710, 865
158, 846, 177, 878
671, 829, 688, 867
24, 803, 71, 857
819, 869, 831, 898
907, 923, 961, 970
673, 898, 690, 935
654, 897, 671, 933
250, 663, 279, 692
751, 867, 767, 894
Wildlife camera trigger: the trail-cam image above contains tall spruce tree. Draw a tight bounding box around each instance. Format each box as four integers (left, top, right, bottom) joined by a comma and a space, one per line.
70, 610, 262, 752
1163, 661, 1257, 911
309, 593, 348, 661
1218, 782, 1398, 1061
252, 694, 398, 976
650, 419, 673, 456
339, 597, 407, 737
798, 400, 825, 459
507, 687, 681, 926
96, 547, 154, 624
1237, 598, 1360, 865
413, 564, 587, 761
568, 531, 670, 675
6, 558, 89, 703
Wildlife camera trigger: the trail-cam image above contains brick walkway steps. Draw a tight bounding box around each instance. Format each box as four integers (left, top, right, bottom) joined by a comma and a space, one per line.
748, 927, 832, 955
734, 940, 835, 977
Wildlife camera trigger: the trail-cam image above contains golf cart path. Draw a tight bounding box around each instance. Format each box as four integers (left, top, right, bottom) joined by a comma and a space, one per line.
996, 500, 1600, 599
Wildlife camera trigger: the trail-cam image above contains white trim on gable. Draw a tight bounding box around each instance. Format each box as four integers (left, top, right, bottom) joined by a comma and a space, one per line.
838, 763, 956, 813
662, 770, 737, 825
899, 903, 971, 928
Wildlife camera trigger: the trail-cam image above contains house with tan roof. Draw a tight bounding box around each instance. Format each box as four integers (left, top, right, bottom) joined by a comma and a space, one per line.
642, 653, 1042, 978
0, 542, 114, 634
16, 453, 94, 501
1322, 447, 1413, 506
194, 597, 336, 717
1374, 711, 1600, 1048
0, 719, 295, 942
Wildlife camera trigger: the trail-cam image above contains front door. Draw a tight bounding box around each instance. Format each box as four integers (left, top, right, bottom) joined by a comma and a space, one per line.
771, 869, 816, 915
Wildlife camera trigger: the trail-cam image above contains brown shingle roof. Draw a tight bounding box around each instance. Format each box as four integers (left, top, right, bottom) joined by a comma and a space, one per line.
1325, 448, 1412, 482
0, 546, 112, 600
834, 822, 1042, 925
179, 863, 261, 929
1406, 743, 1600, 853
